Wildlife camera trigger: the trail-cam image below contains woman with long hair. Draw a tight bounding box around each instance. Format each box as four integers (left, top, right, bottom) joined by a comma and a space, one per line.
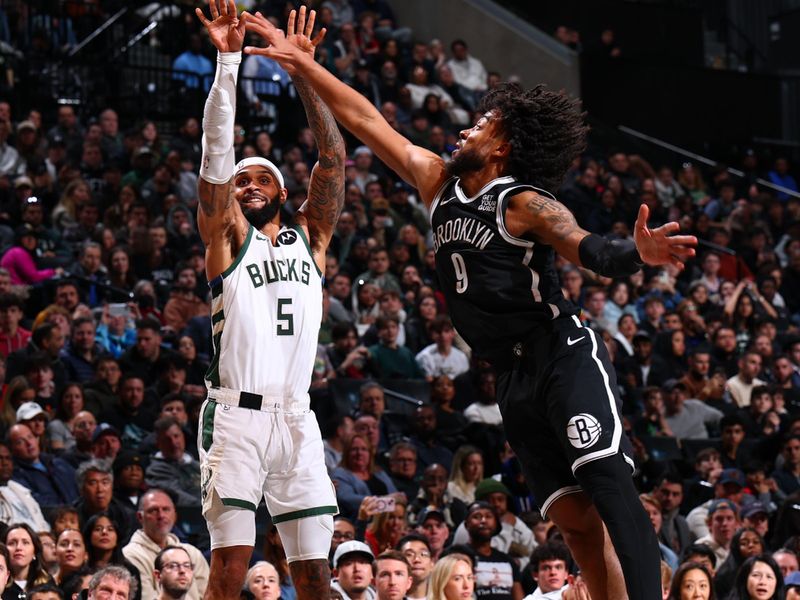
177, 335, 209, 386
668, 561, 715, 600
47, 383, 85, 452
447, 446, 484, 505
4, 523, 52, 598
0, 377, 35, 436
365, 497, 408, 555
332, 434, 397, 520
82, 513, 124, 569
654, 329, 689, 380
53, 529, 87, 587
426, 553, 474, 600
107, 246, 137, 292
729, 554, 785, 600
405, 295, 438, 354
52, 179, 91, 231
715, 527, 766, 598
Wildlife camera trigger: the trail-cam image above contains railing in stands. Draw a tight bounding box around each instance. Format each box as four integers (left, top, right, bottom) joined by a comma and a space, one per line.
618, 125, 800, 200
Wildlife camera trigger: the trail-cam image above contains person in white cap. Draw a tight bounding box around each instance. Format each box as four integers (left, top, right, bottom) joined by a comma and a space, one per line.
193, 3, 345, 599
331, 541, 376, 600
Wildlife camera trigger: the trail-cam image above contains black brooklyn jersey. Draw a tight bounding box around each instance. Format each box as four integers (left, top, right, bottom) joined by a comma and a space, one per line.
430, 176, 578, 356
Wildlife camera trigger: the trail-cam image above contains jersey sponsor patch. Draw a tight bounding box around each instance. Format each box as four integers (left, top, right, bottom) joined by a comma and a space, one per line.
478, 193, 496, 212
566, 413, 602, 449
276, 229, 298, 246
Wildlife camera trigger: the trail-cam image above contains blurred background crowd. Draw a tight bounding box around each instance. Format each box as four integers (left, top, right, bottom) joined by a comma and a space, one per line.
0, 1, 796, 599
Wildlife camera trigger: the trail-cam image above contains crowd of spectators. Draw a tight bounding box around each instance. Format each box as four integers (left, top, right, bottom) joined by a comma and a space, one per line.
0, 1, 798, 600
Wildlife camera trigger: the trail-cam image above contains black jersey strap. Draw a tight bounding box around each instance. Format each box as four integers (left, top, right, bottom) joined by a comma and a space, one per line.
578, 233, 644, 278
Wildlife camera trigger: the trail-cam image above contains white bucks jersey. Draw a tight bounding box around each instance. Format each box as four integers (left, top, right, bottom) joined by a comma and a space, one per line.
205, 224, 322, 404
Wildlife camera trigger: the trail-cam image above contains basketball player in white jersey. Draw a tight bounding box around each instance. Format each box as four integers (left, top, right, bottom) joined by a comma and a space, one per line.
194, 3, 344, 599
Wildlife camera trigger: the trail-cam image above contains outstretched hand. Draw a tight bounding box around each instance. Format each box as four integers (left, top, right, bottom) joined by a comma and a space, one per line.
195, 0, 246, 53
634, 204, 697, 270
244, 6, 326, 74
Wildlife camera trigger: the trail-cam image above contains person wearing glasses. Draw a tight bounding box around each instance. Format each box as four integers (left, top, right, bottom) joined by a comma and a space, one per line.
396, 534, 434, 600
154, 546, 195, 600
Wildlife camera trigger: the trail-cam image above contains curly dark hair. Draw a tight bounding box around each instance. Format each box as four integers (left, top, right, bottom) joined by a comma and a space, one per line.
478, 83, 588, 193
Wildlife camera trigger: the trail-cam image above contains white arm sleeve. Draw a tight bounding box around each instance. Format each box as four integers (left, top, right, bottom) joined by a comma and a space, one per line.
200, 51, 241, 185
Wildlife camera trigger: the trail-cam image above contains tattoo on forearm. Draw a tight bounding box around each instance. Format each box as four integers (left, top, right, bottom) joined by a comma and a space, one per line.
289, 558, 330, 599
198, 179, 234, 218
294, 75, 346, 228
525, 194, 578, 241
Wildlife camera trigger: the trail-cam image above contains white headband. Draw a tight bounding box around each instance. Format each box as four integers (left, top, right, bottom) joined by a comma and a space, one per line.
234, 157, 285, 189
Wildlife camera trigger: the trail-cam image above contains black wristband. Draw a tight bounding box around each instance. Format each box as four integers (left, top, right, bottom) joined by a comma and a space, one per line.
578, 234, 644, 278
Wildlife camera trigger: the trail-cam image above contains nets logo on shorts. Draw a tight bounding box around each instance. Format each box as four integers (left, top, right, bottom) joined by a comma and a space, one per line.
566, 413, 602, 449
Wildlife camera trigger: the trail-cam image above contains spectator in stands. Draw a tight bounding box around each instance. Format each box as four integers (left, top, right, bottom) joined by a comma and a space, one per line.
331, 516, 356, 556
462, 501, 522, 599
9, 422, 77, 509
445, 39, 487, 96
666, 562, 715, 600
408, 463, 465, 530
171, 33, 213, 94
526, 541, 571, 599
447, 446, 483, 505
6, 524, 52, 597
87, 565, 137, 600
620, 330, 670, 390
367, 316, 424, 380
323, 414, 355, 475
59, 316, 101, 383
714, 527, 766, 598
694, 498, 741, 568
58, 410, 96, 468
640, 494, 679, 571
730, 554, 784, 600
100, 374, 157, 448
373, 550, 413, 600
415, 316, 469, 381
121, 318, 172, 381
333, 434, 398, 520
772, 435, 800, 497
387, 442, 419, 503
74, 459, 136, 543
727, 351, 767, 408
1, 225, 58, 285
741, 500, 771, 542
53, 528, 87, 588
654, 474, 691, 556
144, 417, 200, 508
408, 405, 453, 471
396, 533, 433, 600
123, 488, 208, 599
331, 540, 375, 600
427, 552, 475, 600
112, 451, 146, 510
773, 548, 798, 581
679, 347, 713, 401
663, 379, 723, 439
0, 293, 30, 358
768, 158, 798, 202
463, 369, 502, 426
688, 467, 746, 538
0, 441, 49, 530
154, 545, 195, 600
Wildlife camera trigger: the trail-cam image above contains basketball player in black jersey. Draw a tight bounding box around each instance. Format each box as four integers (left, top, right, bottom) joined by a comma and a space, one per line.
243, 11, 697, 600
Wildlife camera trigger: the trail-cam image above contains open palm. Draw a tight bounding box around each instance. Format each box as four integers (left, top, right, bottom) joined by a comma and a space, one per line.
195, 0, 245, 53
244, 6, 326, 74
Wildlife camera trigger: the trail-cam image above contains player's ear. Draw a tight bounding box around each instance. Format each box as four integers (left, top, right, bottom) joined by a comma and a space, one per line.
279, 187, 289, 204
494, 141, 511, 159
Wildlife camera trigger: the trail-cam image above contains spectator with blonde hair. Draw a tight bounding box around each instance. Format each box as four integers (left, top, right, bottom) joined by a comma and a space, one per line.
426, 553, 474, 600
244, 561, 281, 600
447, 446, 483, 505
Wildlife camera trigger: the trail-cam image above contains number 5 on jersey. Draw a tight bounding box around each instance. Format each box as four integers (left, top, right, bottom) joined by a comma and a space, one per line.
277, 298, 294, 335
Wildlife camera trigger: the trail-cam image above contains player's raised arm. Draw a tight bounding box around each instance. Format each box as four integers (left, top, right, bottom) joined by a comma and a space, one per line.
243, 9, 447, 207
285, 8, 346, 255
509, 191, 697, 275
195, 0, 248, 263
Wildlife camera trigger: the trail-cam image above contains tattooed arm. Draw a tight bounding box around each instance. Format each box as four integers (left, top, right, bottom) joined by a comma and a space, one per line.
507, 191, 696, 275
293, 73, 346, 256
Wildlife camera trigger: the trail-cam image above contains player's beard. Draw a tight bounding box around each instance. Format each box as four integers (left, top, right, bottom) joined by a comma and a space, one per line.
445, 146, 484, 178
241, 191, 281, 230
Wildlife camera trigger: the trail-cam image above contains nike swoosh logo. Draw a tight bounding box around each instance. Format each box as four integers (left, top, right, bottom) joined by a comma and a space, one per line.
566, 336, 585, 346
256, 235, 267, 241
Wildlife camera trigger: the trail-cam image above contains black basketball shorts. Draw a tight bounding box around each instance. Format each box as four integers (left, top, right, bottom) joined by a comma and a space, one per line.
495, 315, 635, 517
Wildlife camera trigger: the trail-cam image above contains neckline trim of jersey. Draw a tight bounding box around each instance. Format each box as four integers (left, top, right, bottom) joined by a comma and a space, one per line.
454, 176, 516, 203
